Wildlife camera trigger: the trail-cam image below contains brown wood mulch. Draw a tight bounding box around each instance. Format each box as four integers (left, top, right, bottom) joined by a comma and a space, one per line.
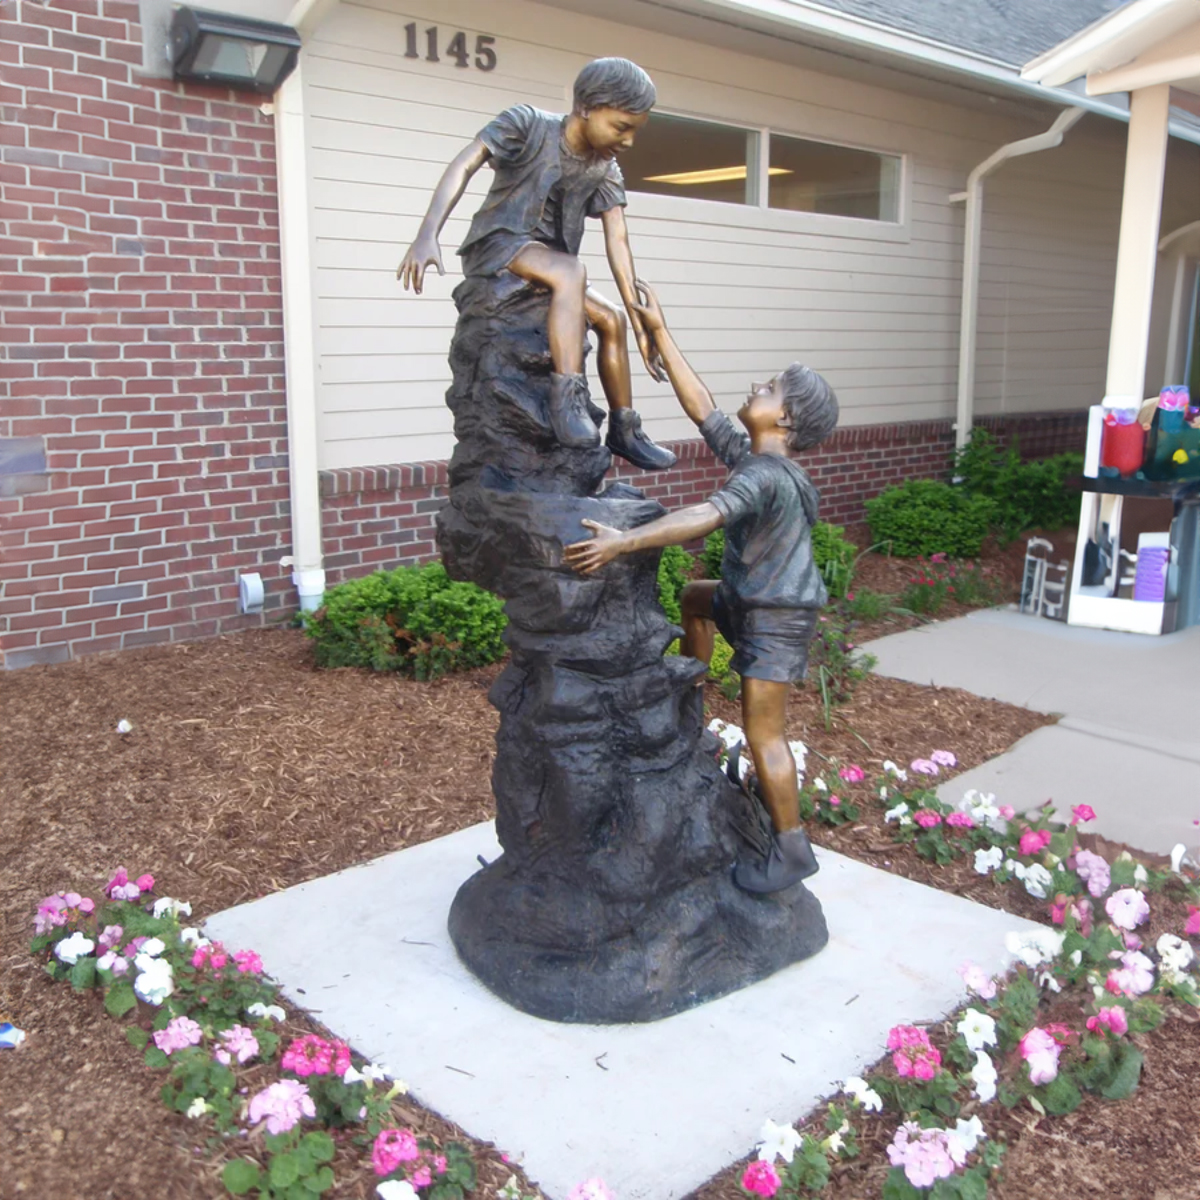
2, 547, 1192, 1200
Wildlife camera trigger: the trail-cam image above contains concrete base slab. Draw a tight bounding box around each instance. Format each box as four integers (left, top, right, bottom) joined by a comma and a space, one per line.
205, 823, 1041, 1200
937, 722, 1200, 855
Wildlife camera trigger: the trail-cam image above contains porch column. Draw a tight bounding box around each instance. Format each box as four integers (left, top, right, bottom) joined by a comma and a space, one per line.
1105, 83, 1171, 399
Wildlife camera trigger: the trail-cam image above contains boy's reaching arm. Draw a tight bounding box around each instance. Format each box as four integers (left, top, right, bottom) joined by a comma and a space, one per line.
564, 506, 724, 574
599, 207, 666, 382
630, 283, 716, 428
398, 138, 491, 293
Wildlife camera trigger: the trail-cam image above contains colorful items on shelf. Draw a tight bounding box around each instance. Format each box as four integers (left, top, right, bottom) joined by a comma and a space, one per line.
1099, 404, 1144, 476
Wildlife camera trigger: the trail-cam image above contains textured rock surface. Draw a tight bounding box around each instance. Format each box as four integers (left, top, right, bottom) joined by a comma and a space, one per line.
436, 274, 827, 1023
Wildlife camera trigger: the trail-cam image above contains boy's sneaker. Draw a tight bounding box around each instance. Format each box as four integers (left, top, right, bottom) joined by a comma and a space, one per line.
548, 372, 601, 448
733, 827, 820, 894
606, 408, 676, 470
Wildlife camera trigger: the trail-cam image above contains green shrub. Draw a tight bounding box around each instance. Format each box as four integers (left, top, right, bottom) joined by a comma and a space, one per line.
656, 544, 694, 625
700, 522, 856, 598
865, 479, 995, 558
900, 557, 1007, 615
844, 587, 894, 621
304, 562, 507, 679
955, 429, 1083, 541
700, 529, 724, 579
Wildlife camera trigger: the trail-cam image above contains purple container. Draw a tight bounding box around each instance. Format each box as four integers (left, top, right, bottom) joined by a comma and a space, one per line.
1132, 548, 1169, 602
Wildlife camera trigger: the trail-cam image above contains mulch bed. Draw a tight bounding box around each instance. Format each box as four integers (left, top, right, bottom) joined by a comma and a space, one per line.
5, 526, 1191, 1200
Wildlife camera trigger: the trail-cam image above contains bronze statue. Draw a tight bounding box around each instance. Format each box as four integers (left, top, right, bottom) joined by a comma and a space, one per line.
565, 284, 839, 893
398, 57, 675, 472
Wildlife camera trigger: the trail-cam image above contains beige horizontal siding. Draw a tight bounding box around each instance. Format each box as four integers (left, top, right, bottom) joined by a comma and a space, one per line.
305, 0, 1200, 469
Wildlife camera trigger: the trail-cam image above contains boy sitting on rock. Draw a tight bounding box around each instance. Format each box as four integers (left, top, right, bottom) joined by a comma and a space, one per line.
397, 57, 674, 472
564, 284, 838, 894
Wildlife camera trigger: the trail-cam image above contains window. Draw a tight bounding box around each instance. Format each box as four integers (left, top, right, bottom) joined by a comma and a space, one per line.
619, 113, 758, 206
767, 133, 900, 222
621, 112, 902, 223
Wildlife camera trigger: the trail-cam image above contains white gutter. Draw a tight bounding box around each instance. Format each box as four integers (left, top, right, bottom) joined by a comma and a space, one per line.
949, 107, 1087, 451
274, 0, 340, 611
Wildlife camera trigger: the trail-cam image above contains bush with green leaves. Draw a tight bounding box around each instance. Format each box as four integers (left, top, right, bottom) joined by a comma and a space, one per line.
304, 563, 506, 679
865, 480, 995, 559
656, 544, 694, 625
954, 429, 1083, 542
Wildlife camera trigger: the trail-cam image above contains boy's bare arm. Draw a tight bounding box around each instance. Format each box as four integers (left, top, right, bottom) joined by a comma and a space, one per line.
599, 207, 666, 382
398, 138, 491, 292
631, 284, 716, 428
564, 506, 724, 574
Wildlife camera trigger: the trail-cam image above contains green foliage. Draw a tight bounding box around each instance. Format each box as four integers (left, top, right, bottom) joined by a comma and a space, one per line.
656, 544, 693, 625
707, 632, 740, 700
809, 611, 876, 730
901, 558, 1006, 617
780, 1134, 833, 1193
701, 528, 725, 578
811, 522, 857, 599
866, 480, 996, 558
954, 429, 1083, 541
304, 563, 507, 679
844, 587, 895, 621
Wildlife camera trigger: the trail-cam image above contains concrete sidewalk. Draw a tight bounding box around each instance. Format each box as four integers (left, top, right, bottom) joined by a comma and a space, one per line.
864, 608, 1200, 854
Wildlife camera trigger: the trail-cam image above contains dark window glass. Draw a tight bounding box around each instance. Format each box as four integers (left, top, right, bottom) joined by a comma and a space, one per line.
620, 113, 757, 206
768, 134, 900, 221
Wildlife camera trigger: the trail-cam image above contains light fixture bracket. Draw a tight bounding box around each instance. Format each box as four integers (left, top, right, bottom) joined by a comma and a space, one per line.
169, 6, 301, 94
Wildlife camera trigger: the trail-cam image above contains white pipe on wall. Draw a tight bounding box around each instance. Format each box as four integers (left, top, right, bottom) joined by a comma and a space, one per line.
950, 107, 1086, 450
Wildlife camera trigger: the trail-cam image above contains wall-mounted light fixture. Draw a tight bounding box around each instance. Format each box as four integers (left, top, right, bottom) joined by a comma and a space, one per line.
169, 7, 301, 94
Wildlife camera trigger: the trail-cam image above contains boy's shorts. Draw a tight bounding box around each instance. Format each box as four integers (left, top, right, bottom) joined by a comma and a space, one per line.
712, 592, 819, 684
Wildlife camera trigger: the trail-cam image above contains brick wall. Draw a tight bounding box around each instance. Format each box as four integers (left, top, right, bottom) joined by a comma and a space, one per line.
0, 0, 292, 670
315, 408, 1090, 578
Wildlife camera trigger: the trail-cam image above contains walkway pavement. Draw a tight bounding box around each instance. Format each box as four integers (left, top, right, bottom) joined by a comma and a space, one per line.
864, 608, 1200, 854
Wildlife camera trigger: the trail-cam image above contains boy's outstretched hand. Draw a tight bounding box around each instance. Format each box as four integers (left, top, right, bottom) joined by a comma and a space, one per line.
632, 280, 667, 334
564, 519, 625, 574
397, 234, 444, 293
629, 279, 667, 382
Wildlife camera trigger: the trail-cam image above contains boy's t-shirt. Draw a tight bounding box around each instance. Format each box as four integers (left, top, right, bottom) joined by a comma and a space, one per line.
460, 105, 626, 276
701, 411, 828, 611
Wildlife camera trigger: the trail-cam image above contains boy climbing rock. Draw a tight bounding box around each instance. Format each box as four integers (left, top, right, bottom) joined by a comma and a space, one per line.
565, 284, 839, 894
397, 57, 675, 471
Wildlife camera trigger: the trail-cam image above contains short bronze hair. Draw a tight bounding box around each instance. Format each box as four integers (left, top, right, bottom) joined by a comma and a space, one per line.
778, 363, 838, 452
572, 58, 656, 115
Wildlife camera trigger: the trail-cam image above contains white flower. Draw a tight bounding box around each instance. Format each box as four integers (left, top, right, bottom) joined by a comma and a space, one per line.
707, 718, 744, 752
843, 1076, 882, 1112
1171, 843, 1188, 874
1070, 949, 1083, 967
186, 1097, 210, 1119
138, 937, 166, 958
883, 760, 908, 782
378, 1183, 420, 1200
1003, 857, 1020, 876
1021, 863, 1054, 900
362, 1062, 389, 1082
133, 957, 174, 1005
1005, 928, 1065, 969
879, 785, 888, 800
1157, 933, 1195, 982
788, 740, 808, 770
152, 897, 191, 920
974, 846, 1003, 875
970, 1051, 997, 1103
1035, 969, 1062, 993
884, 802, 910, 824
950, 1115, 985, 1155
116, 719, 133, 734
822, 1124, 847, 1155
959, 790, 1006, 833
1133, 863, 1148, 885
54, 932, 95, 965
496, 1176, 522, 1200
180, 928, 209, 948
343, 1065, 366, 1085
246, 1002, 285, 1022
756, 1117, 803, 1164
956, 1008, 997, 1051
813, 778, 828, 793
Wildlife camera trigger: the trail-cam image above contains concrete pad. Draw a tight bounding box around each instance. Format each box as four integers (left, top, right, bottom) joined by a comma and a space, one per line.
867, 608, 1200, 744
206, 822, 1042, 1200
937, 722, 1200, 855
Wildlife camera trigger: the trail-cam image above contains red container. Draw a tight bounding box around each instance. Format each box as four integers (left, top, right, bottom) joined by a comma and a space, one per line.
1100, 419, 1145, 476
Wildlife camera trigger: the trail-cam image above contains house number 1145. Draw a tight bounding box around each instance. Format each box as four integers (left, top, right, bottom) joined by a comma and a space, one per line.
404, 24, 498, 71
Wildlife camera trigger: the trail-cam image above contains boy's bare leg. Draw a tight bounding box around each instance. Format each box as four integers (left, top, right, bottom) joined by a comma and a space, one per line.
680, 581, 718, 669
742, 677, 800, 833
508, 244, 587, 373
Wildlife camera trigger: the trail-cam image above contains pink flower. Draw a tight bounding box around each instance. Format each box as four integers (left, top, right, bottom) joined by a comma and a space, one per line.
911, 758, 939, 776
282, 1034, 342, 1078
234, 949, 263, 975
192, 943, 229, 972
740, 1161, 781, 1197
215, 1025, 259, 1066
97, 951, 129, 975
373, 1129, 420, 1176
945, 812, 975, 830
153, 1016, 203, 1055
78, 897, 95, 914
828, 794, 841, 807
105, 869, 142, 902
1018, 828, 1052, 856
34, 895, 68, 935
412, 1167, 433, 1188
1075, 850, 1111, 898
136, 873, 155, 892
1187, 906, 1200, 937
1086, 1006, 1128, 1037
998, 805, 1015, 820
1018, 1027, 1061, 1084
930, 750, 957, 768
1123, 932, 1142, 951
1070, 804, 1097, 825
887, 1025, 941, 1078
1106, 951, 1154, 997
247, 1079, 315, 1136
887, 1122, 961, 1189
98, 924, 124, 950
1105, 888, 1150, 931
958, 962, 998, 1000
433, 1156, 447, 1175
913, 809, 943, 829
838, 764, 865, 783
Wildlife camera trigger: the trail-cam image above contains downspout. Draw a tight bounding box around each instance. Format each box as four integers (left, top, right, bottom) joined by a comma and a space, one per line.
950, 107, 1086, 450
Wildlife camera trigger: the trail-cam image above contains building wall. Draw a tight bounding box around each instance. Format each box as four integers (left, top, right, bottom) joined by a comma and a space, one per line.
0, 0, 292, 669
